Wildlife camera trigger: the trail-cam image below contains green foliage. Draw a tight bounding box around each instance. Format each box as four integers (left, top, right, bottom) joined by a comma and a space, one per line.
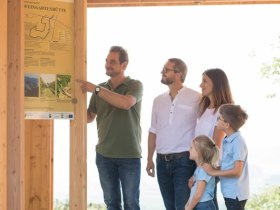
54, 199, 106, 210
56, 74, 71, 99
260, 35, 280, 98
40, 77, 56, 97
54, 199, 69, 210
88, 203, 107, 210
261, 57, 280, 98
54, 187, 280, 210
261, 57, 280, 80
246, 186, 280, 210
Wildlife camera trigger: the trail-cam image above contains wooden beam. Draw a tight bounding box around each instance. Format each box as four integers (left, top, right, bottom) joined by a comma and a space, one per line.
88, 0, 280, 7
7, 0, 25, 209
70, 0, 87, 209
0, 0, 8, 209
25, 120, 53, 210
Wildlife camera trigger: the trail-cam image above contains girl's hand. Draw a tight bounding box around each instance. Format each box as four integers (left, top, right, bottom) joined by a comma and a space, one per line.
188, 176, 195, 189
185, 202, 191, 210
185, 206, 192, 210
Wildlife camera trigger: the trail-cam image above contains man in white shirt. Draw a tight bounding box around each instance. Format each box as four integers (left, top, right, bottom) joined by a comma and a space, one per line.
146, 58, 200, 210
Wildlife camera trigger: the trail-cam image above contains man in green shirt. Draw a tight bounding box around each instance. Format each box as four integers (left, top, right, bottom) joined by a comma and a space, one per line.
78, 46, 143, 210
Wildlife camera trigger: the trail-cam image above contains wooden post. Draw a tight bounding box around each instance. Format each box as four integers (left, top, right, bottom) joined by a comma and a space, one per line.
0, 0, 8, 210
25, 120, 53, 210
70, 0, 87, 209
7, 0, 25, 209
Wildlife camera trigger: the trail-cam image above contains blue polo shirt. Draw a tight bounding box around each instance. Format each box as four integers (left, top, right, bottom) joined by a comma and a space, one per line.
189, 167, 215, 202
220, 131, 249, 200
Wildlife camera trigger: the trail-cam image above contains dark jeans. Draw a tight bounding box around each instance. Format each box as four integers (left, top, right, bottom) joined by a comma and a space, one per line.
96, 153, 141, 210
156, 152, 196, 210
224, 197, 247, 210
195, 200, 216, 210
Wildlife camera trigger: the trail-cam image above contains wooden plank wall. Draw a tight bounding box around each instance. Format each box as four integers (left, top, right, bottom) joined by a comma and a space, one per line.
88, 0, 280, 6
70, 0, 88, 209
25, 120, 53, 210
0, 0, 8, 210
7, 0, 25, 209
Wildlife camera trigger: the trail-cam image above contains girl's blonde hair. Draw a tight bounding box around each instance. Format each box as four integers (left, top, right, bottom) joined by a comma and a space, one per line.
193, 135, 220, 168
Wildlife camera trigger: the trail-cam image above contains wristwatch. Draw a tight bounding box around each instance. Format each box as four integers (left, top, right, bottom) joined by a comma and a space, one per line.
95, 86, 101, 95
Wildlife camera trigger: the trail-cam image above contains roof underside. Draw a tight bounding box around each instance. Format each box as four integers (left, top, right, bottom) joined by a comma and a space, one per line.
87, 0, 280, 7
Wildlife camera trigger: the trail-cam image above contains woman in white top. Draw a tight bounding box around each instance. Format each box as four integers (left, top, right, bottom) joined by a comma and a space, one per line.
194, 68, 234, 209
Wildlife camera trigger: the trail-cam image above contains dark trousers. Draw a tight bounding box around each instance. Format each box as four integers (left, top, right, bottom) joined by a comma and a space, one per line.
224, 197, 247, 210
156, 151, 196, 210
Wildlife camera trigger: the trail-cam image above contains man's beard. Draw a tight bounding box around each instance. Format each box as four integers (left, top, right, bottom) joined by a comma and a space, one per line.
106, 68, 119, 77
161, 78, 173, 85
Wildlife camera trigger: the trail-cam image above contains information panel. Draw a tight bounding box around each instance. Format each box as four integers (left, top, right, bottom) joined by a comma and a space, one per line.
24, 0, 74, 119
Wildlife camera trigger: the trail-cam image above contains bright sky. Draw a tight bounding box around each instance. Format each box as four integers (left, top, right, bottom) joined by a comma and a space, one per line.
54, 4, 280, 210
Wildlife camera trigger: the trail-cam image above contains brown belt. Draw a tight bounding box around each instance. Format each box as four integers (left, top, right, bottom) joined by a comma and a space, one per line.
157, 151, 189, 161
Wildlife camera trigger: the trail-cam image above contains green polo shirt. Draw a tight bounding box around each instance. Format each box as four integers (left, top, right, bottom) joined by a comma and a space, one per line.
88, 77, 143, 158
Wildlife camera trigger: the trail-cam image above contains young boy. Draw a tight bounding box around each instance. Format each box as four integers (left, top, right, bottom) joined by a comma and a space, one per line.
203, 104, 249, 210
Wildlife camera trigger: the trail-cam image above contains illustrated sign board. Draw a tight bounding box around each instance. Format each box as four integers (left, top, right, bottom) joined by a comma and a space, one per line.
24, 0, 74, 119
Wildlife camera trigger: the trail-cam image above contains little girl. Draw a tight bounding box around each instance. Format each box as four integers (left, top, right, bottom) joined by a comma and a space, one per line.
185, 135, 219, 210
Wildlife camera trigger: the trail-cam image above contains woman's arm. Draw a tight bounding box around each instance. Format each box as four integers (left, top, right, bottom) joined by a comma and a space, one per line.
212, 127, 226, 149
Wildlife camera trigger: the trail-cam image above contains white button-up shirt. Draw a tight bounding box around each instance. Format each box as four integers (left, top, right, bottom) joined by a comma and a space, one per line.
149, 86, 200, 153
